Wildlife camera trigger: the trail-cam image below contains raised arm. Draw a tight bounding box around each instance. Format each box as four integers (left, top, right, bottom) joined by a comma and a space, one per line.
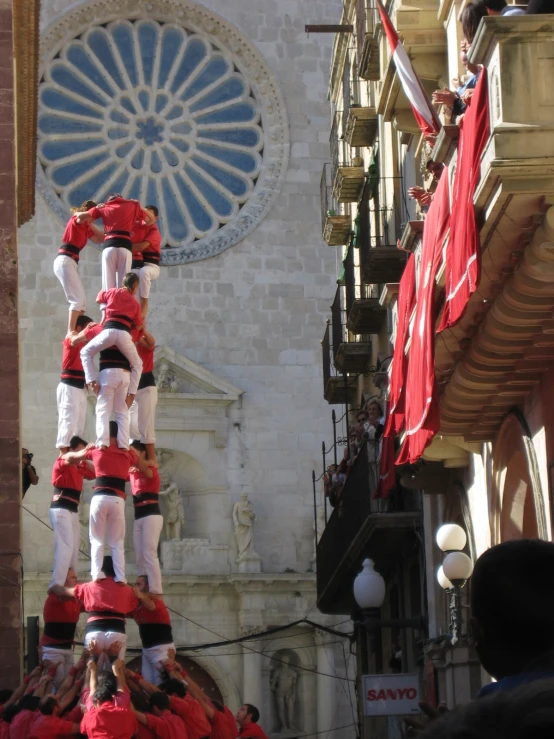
169, 668, 215, 720
139, 330, 155, 350
63, 444, 94, 466
75, 212, 93, 224
112, 658, 127, 693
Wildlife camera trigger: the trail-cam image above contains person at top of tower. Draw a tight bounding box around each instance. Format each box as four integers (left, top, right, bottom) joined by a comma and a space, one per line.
80, 273, 143, 446
54, 200, 104, 335
131, 205, 161, 320
56, 314, 95, 453
76, 193, 154, 304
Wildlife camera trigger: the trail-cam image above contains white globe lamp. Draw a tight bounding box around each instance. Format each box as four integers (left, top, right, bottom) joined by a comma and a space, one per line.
442, 551, 474, 584
436, 523, 467, 553
353, 559, 386, 610
437, 565, 453, 590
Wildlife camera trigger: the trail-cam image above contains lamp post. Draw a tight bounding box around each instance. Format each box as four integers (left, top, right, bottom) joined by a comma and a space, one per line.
435, 523, 474, 645
353, 559, 427, 633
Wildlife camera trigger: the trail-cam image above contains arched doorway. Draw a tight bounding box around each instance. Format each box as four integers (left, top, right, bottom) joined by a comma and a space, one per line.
490, 411, 547, 544
125, 655, 224, 705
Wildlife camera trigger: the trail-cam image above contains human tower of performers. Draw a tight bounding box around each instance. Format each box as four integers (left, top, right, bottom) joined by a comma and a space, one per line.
1, 196, 268, 738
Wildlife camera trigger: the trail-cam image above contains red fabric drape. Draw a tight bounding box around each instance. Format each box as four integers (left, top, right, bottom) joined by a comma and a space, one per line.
438, 71, 490, 331
396, 174, 451, 465
384, 253, 416, 437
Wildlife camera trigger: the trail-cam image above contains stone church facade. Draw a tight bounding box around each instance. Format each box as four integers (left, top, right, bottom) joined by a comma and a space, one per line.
18, 0, 355, 736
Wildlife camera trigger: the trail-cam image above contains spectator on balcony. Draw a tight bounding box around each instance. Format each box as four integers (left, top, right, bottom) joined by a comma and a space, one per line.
364, 400, 384, 442
323, 464, 346, 508
526, 0, 554, 12
482, 0, 525, 14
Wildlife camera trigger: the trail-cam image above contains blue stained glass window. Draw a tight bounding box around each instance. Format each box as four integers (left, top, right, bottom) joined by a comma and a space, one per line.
38, 18, 264, 254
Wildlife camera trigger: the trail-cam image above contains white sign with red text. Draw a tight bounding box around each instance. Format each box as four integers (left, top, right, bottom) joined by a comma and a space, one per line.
363, 673, 420, 716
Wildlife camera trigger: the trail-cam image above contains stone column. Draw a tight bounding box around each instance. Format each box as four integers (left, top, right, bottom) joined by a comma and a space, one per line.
243, 637, 263, 723
0, 0, 22, 686
316, 631, 337, 739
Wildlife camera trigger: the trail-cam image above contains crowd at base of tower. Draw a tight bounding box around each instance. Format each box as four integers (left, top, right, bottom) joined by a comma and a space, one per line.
14, 194, 269, 738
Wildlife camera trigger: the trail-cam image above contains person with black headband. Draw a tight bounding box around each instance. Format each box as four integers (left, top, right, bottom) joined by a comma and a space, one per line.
49, 435, 95, 591
75, 193, 153, 309
51, 555, 154, 671
62, 421, 153, 583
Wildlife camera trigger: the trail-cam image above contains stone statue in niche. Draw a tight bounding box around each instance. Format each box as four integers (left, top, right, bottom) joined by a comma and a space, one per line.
233, 493, 259, 560
160, 473, 185, 540
156, 362, 179, 393
270, 655, 299, 733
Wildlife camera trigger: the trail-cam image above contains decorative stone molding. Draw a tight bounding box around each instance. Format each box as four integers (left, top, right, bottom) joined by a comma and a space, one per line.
37, 0, 290, 265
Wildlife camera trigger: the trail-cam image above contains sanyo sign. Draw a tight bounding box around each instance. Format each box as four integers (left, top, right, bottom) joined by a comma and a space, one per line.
363, 674, 421, 717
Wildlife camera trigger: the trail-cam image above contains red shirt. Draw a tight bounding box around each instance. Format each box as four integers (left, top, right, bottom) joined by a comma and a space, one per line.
73, 578, 139, 623
210, 707, 237, 739
29, 713, 76, 739
0, 720, 8, 739
80, 701, 137, 739
145, 711, 187, 739
132, 223, 161, 257
60, 214, 94, 260
239, 724, 268, 739
60, 337, 85, 386
133, 598, 173, 649
40, 593, 83, 648
130, 467, 160, 497
52, 458, 94, 494
84, 442, 137, 497
88, 198, 146, 241
96, 288, 142, 331
169, 696, 210, 739
10, 710, 38, 739
85, 322, 103, 340
137, 724, 156, 739
137, 341, 154, 373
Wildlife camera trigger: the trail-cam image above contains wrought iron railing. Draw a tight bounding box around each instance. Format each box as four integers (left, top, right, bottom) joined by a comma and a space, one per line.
330, 111, 344, 185
344, 243, 356, 315
322, 323, 333, 392
331, 285, 346, 361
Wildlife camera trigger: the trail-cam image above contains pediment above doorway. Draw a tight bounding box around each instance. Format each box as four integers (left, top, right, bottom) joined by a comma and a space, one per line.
154, 345, 244, 408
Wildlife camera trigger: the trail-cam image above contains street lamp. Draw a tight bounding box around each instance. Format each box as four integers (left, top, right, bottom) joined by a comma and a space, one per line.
436, 523, 474, 645
353, 559, 427, 632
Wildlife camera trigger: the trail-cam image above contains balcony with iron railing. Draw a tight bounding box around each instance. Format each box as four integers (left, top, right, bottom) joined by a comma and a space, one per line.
344, 75, 378, 149
322, 322, 358, 405
331, 284, 372, 374
356, 0, 380, 81
320, 163, 351, 247
330, 111, 365, 203
316, 440, 422, 614
343, 242, 387, 335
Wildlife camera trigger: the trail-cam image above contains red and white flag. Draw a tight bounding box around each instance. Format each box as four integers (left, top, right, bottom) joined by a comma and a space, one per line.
376, 0, 441, 138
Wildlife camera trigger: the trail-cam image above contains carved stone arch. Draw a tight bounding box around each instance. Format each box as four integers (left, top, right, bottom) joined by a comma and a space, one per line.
181, 653, 242, 711
490, 410, 548, 545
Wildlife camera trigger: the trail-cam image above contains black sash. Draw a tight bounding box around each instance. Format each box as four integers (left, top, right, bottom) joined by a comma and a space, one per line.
44, 621, 77, 642
51, 487, 81, 513
85, 617, 126, 635
139, 623, 173, 649
94, 476, 126, 492
58, 243, 81, 261
138, 371, 155, 391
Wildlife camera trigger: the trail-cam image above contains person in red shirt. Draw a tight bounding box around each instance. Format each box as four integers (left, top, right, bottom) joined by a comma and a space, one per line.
134, 692, 188, 739
236, 705, 268, 739
28, 696, 79, 739
131, 205, 161, 320
80, 657, 138, 739
56, 314, 94, 452
10, 675, 54, 739
54, 201, 104, 334
80, 274, 143, 449
130, 444, 163, 595
76, 193, 152, 297
160, 667, 219, 739
132, 577, 174, 684
129, 329, 157, 462
51, 555, 153, 669
62, 424, 149, 582
41, 568, 84, 687
49, 438, 95, 590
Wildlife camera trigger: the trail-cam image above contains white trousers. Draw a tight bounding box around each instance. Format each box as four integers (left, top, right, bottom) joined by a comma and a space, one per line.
56, 382, 87, 449
89, 495, 126, 583
95, 368, 130, 449
40, 647, 75, 691
53, 255, 86, 313
84, 631, 127, 672
49, 508, 80, 589
131, 264, 160, 299
133, 514, 163, 594
81, 328, 143, 396
102, 247, 132, 291
141, 643, 175, 685
129, 386, 158, 445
